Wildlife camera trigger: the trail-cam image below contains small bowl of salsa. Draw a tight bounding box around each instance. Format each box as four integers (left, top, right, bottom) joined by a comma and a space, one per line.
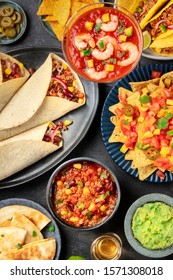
62, 2, 143, 83
47, 157, 121, 230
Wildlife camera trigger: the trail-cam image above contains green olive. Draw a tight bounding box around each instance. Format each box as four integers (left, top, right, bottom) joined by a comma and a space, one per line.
0, 16, 14, 28
144, 147, 160, 160
14, 11, 22, 24
0, 5, 14, 16
5, 27, 16, 39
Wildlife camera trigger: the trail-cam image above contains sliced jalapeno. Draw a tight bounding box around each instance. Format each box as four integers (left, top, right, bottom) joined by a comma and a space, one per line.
123, 104, 134, 116
14, 11, 22, 24
144, 147, 160, 160
0, 5, 14, 16
0, 16, 14, 28
5, 27, 16, 39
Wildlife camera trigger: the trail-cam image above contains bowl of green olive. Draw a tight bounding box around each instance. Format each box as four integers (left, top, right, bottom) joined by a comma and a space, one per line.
0, 1, 27, 44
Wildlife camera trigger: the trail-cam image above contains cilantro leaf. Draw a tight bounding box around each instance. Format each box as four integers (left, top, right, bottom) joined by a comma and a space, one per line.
156, 117, 168, 130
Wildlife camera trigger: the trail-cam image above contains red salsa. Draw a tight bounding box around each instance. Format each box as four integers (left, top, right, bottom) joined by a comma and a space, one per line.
64, 6, 142, 83
52, 161, 119, 228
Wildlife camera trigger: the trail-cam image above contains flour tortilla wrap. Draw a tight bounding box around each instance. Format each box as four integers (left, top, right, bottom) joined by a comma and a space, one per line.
0, 53, 53, 130
0, 122, 63, 181
0, 53, 85, 141
0, 52, 30, 112
133, 0, 169, 30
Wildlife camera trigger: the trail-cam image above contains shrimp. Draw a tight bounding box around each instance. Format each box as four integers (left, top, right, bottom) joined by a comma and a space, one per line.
117, 42, 139, 67
92, 42, 114, 60
74, 33, 95, 50
96, 15, 118, 32
86, 68, 108, 80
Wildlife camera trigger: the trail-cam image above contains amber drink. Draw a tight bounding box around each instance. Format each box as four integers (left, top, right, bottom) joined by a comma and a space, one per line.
90, 233, 122, 260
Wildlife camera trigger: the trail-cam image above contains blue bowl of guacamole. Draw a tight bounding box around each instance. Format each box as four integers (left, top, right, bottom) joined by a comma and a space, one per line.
124, 193, 173, 258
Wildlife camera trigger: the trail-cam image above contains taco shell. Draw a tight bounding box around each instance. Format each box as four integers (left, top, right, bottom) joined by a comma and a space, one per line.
0, 52, 30, 113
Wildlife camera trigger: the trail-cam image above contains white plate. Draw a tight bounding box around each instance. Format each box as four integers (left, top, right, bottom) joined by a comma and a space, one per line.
142, 48, 173, 60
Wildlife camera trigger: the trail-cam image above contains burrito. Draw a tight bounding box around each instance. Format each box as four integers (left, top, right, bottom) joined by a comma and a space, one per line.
0, 121, 63, 181
0, 52, 30, 112
133, 0, 169, 30
0, 53, 85, 140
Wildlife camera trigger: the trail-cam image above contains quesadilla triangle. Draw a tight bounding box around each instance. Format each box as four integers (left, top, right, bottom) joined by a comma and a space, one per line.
133, 0, 169, 30
147, 0, 173, 40
0, 238, 56, 260
0, 121, 63, 181
0, 205, 51, 230
0, 52, 30, 112
0, 53, 86, 141
0, 53, 53, 130
0, 227, 27, 254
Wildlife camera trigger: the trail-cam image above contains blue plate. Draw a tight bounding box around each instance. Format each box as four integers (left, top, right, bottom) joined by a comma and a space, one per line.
101, 64, 173, 183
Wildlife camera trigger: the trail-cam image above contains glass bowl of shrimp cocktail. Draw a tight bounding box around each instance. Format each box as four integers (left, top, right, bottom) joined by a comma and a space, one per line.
62, 2, 143, 84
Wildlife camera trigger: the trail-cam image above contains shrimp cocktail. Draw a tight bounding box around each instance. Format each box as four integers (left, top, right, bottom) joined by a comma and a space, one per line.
62, 2, 143, 83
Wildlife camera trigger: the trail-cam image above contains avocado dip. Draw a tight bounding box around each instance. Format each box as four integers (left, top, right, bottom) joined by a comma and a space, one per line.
132, 202, 173, 250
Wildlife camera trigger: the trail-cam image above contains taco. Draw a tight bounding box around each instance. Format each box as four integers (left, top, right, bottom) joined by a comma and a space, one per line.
133, 0, 169, 30
0, 121, 63, 181
0, 52, 30, 112
149, 34, 173, 55
0, 53, 85, 137
146, 0, 173, 40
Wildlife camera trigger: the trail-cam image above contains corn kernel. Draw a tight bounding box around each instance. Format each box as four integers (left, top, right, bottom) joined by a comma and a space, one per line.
100, 205, 107, 212
5, 68, 12, 75
120, 144, 128, 153
65, 189, 72, 195
78, 98, 84, 104
160, 147, 170, 156
143, 131, 153, 138
88, 202, 95, 211
64, 119, 73, 126
48, 122, 54, 128
105, 64, 114, 72
73, 80, 77, 87
18, 63, 24, 70
102, 13, 110, 22
70, 217, 79, 222
61, 210, 67, 215
87, 59, 94, 68
85, 21, 94, 30
73, 163, 82, 169
166, 99, 173, 105
119, 35, 127, 42
68, 86, 74, 92
139, 106, 148, 112
62, 63, 68, 70
83, 187, 90, 195
142, 87, 149, 95
57, 180, 63, 186
138, 116, 144, 123
153, 128, 160, 135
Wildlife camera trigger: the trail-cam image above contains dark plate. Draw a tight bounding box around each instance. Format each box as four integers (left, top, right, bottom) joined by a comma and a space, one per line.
0, 197, 61, 259
124, 193, 173, 258
0, 0, 27, 45
0, 46, 99, 188
101, 64, 173, 183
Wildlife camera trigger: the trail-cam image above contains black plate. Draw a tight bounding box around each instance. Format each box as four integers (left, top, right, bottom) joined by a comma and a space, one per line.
0, 198, 61, 259
0, 47, 99, 188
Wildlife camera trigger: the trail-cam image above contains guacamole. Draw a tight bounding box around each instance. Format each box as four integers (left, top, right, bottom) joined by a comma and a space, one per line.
132, 202, 173, 250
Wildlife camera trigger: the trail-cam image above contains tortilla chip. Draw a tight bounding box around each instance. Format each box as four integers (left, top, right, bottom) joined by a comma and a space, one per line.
71, 1, 88, 15
37, 0, 53, 16
0, 227, 27, 254
49, 0, 71, 27
0, 205, 51, 230
159, 71, 173, 87
48, 21, 64, 41
109, 125, 126, 143
129, 78, 160, 92
127, 91, 141, 107
0, 238, 56, 260
138, 164, 157, 181
43, 15, 58, 22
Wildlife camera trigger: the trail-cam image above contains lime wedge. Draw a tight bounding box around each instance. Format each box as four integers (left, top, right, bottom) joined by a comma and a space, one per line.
143, 30, 152, 50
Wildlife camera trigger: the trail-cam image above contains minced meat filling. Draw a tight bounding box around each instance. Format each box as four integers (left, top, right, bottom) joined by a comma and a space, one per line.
47, 58, 85, 103
134, 0, 158, 23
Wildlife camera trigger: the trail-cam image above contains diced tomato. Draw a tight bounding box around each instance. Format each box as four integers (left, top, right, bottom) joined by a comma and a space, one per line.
163, 88, 173, 98
154, 158, 172, 172
156, 170, 165, 180
118, 92, 127, 104
115, 108, 123, 117
151, 70, 162, 79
